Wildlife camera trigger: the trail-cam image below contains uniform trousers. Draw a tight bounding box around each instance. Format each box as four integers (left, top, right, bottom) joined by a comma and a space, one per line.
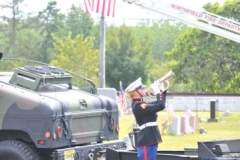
137, 144, 158, 160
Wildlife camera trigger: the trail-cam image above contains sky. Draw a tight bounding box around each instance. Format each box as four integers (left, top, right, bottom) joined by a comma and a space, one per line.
1, 0, 226, 25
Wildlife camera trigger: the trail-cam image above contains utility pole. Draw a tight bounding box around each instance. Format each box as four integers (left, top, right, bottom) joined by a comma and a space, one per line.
99, 15, 106, 88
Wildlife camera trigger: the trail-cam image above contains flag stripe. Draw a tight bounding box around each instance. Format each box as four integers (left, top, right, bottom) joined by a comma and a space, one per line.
107, 0, 111, 17
166, 105, 175, 119
96, 0, 100, 13
101, 0, 106, 16
84, 0, 91, 14
184, 106, 194, 133
119, 81, 128, 114
89, 0, 93, 11
92, 0, 94, 11
84, 0, 116, 17
112, 0, 116, 16
185, 106, 194, 116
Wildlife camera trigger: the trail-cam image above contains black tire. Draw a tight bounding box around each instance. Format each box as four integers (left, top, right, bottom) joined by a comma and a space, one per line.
0, 140, 41, 160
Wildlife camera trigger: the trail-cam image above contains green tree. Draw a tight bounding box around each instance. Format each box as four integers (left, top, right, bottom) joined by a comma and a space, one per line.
0, 22, 9, 53
132, 20, 187, 90
155, 21, 187, 61
166, 0, 240, 93
51, 32, 99, 87
105, 25, 152, 89
15, 28, 44, 60
0, 0, 25, 55
38, 1, 65, 63
65, 5, 94, 39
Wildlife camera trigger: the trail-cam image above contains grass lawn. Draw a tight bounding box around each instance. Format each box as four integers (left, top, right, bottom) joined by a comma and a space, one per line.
118, 111, 240, 150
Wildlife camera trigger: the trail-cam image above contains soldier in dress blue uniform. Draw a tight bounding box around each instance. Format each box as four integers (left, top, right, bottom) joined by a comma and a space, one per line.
125, 77, 166, 160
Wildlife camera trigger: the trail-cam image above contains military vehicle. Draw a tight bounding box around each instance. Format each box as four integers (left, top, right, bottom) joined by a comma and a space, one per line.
0, 53, 126, 160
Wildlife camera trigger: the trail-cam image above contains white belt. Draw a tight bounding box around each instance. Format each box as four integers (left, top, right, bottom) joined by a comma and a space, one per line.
139, 122, 157, 130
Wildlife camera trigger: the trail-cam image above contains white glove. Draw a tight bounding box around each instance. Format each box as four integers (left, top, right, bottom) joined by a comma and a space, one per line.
150, 82, 160, 94
159, 82, 166, 92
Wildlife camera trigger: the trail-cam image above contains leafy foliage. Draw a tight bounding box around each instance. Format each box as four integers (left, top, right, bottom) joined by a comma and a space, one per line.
0, 0, 26, 56
166, 1, 240, 93
51, 32, 99, 87
38, 1, 65, 63
65, 5, 94, 39
0, 0, 239, 94
105, 25, 151, 89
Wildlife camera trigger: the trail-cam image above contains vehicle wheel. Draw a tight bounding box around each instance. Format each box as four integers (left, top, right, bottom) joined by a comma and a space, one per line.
0, 140, 41, 160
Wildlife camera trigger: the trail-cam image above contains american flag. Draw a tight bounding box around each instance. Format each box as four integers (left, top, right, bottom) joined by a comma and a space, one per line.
83, 0, 116, 17
185, 106, 194, 116
119, 81, 128, 114
165, 104, 175, 119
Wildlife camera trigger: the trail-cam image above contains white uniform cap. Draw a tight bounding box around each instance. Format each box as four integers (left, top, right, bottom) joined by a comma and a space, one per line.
125, 77, 145, 93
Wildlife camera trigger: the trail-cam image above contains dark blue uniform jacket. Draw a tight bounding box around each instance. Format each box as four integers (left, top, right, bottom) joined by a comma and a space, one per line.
132, 93, 166, 147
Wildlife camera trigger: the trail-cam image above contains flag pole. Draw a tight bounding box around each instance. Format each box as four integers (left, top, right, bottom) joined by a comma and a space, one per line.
99, 15, 106, 88
195, 91, 199, 129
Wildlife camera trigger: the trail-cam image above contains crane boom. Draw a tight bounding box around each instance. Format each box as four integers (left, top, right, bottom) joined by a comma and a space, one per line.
123, 0, 240, 43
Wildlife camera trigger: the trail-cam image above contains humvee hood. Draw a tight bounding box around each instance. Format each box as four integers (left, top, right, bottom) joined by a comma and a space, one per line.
39, 84, 117, 112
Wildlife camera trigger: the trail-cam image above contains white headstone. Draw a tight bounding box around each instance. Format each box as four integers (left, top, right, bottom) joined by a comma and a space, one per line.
168, 116, 181, 135
223, 110, 232, 116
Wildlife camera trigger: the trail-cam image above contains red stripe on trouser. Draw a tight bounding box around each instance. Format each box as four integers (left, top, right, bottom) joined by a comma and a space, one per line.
143, 145, 148, 160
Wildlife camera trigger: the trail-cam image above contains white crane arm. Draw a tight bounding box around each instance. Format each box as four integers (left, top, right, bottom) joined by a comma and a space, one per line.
123, 0, 240, 43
